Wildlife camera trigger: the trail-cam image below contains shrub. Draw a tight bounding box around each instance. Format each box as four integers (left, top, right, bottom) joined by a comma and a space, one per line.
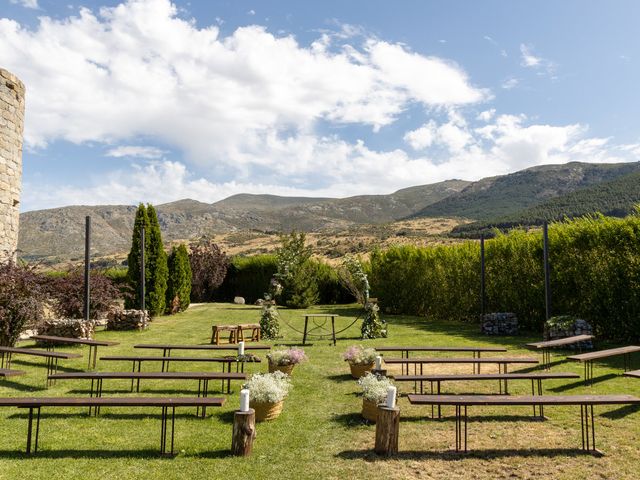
125, 204, 149, 310
244, 371, 292, 403
145, 204, 168, 317
358, 372, 394, 403
0, 261, 47, 346
343, 345, 377, 365
166, 244, 192, 313
45, 268, 121, 319
189, 240, 229, 302
216, 254, 278, 303
275, 231, 318, 308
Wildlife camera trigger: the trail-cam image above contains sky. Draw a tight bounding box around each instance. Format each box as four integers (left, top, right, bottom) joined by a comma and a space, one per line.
1, 0, 640, 212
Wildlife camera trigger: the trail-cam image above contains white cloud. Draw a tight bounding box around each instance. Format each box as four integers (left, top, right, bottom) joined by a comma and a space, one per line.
9, 0, 39, 9
520, 44, 541, 67
501, 77, 519, 90
105, 145, 167, 159
403, 121, 437, 150
477, 109, 496, 122
247, 9, 255, 16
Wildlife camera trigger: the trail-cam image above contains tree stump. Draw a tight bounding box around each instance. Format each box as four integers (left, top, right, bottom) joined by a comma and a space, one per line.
231, 409, 256, 456
374, 406, 400, 456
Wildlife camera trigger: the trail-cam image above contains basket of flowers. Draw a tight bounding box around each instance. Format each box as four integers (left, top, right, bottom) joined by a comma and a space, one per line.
343, 345, 377, 379
244, 371, 292, 422
267, 348, 307, 375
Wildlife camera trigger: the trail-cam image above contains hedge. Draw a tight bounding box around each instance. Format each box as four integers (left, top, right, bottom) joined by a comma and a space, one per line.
370, 213, 640, 341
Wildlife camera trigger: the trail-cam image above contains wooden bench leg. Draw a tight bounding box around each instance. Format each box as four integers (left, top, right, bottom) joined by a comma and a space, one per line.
454, 405, 468, 452
160, 406, 176, 456
237, 327, 245, 343
580, 404, 601, 455
26, 407, 41, 454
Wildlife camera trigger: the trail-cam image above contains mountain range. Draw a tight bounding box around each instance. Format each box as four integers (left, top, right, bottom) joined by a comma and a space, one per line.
18, 161, 640, 262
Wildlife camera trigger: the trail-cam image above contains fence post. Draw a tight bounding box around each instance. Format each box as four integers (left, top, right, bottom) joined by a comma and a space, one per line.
83, 216, 91, 321
543, 222, 552, 320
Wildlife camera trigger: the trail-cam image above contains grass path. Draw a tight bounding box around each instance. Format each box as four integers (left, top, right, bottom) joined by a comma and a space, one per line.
0, 303, 639, 479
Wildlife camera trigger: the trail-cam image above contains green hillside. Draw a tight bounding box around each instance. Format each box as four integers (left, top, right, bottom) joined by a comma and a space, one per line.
451, 170, 640, 237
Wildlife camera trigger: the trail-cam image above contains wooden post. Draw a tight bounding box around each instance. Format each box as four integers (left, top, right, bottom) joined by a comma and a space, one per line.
374, 406, 400, 456
231, 409, 256, 456
543, 222, 552, 320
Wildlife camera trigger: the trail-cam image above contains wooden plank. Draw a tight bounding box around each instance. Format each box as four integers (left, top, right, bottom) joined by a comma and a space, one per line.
526, 335, 594, 349
376, 346, 507, 353
567, 346, 640, 362
0, 396, 225, 407
49, 371, 247, 380
383, 357, 538, 364
134, 344, 270, 351
30, 335, 119, 347
0, 346, 82, 359
100, 356, 255, 362
623, 369, 640, 379
408, 394, 640, 406
0, 368, 26, 377
393, 372, 580, 381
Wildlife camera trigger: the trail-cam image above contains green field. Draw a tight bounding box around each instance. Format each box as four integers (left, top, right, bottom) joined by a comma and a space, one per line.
0, 304, 639, 480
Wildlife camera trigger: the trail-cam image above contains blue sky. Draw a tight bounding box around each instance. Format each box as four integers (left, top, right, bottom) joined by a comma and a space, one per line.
2, 0, 639, 211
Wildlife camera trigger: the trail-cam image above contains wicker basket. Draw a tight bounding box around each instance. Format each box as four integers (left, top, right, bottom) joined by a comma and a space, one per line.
268, 362, 295, 375
362, 398, 380, 423
349, 362, 374, 379
251, 400, 284, 422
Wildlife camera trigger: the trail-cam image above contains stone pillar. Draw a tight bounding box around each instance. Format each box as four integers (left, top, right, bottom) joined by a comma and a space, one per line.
0, 68, 25, 262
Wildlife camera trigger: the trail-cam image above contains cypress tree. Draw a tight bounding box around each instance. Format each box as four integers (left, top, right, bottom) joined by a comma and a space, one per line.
125, 204, 150, 309
145, 204, 168, 316
166, 244, 192, 313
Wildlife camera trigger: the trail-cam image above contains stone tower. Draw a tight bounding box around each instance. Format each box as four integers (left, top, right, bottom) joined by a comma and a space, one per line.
0, 68, 25, 262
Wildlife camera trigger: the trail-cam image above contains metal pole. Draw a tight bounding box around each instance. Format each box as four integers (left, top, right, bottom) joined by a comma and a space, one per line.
140, 226, 146, 312
480, 235, 486, 318
84, 216, 91, 321
543, 222, 552, 320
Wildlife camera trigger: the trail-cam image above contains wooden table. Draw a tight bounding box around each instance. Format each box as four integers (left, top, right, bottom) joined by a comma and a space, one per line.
526, 335, 595, 370
0, 396, 225, 455
0, 347, 82, 386
376, 346, 508, 374
567, 345, 640, 384
49, 371, 246, 414
134, 343, 270, 357
408, 394, 640, 455
383, 356, 539, 376
302, 314, 340, 346
30, 335, 119, 369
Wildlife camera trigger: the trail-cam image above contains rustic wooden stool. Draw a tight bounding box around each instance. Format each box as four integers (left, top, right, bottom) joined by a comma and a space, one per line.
211, 325, 238, 345
237, 324, 261, 342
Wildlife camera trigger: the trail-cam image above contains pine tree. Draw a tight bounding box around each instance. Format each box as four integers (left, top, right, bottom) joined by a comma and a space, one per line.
125, 204, 150, 309
166, 244, 192, 313
145, 204, 168, 317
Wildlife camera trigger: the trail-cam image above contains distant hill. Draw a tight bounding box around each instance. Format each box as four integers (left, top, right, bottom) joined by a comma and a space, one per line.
451, 170, 640, 237
411, 161, 640, 221
18, 179, 469, 263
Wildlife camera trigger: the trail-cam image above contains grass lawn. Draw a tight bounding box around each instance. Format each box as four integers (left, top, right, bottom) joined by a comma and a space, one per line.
0, 303, 639, 480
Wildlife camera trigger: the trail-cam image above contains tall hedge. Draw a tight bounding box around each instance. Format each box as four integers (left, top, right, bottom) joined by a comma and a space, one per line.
370, 213, 640, 341
145, 204, 168, 317
166, 244, 192, 313
125, 204, 150, 309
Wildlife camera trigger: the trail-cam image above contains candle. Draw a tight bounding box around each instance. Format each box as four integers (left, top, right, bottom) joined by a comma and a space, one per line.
238, 341, 245, 356
240, 389, 250, 412
386, 386, 397, 409
375, 355, 382, 370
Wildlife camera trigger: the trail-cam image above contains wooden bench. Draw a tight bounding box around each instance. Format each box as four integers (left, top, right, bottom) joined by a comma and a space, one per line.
0, 368, 25, 378
237, 323, 261, 342
376, 346, 508, 374
394, 372, 580, 418
383, 357, 539, 376
0, 347, 82, 386
0, 396, 225, 455
134, 343, 270, 357
49, 371, 246, 415
408, 394, 640, 455
210, 325, 238, 344
567, 345, 640, 384
30, 335, 120, 369
623, 369, 640, 379
526, 335, 595, 370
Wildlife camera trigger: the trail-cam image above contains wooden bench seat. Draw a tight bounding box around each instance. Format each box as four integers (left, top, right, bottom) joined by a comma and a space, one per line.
134, 343, 271, 357
526, 335, 595, 369
408, 394, 640, 455
0, 346, 82, 386
99, 355, 261, 375
237, 323, 261, 342
567, 345, 640, 384
383, 357, 539, 376
376, 346, 508, 374
0, 368, 25, 378
30, 335, 119, 369
0, 396, 225, 455
210, 325, 238, 344
623, 369, 640, 379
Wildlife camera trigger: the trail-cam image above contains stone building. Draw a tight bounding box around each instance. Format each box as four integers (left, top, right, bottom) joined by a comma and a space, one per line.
0, 68, 24, 262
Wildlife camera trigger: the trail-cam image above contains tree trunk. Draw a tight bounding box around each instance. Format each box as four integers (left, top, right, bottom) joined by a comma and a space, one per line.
374, 406, 400, 456
231, 409, 256, 456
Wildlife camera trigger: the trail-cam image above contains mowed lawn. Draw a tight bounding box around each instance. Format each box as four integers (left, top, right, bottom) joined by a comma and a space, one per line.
0, 303, 639, 480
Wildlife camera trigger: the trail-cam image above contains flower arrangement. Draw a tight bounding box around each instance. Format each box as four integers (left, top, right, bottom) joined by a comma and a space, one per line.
243, 371, 292, 404
361, 301, 387, 339
267, 348, 307, 366
358, 373, 394, 404
343, 345, 377, 366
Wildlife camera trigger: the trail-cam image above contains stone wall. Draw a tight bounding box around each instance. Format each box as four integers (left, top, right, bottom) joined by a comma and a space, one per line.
107, 309, 150, 331
36, 319, 95, 343
0, 68, 25, 262
481, 312, 519, 336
